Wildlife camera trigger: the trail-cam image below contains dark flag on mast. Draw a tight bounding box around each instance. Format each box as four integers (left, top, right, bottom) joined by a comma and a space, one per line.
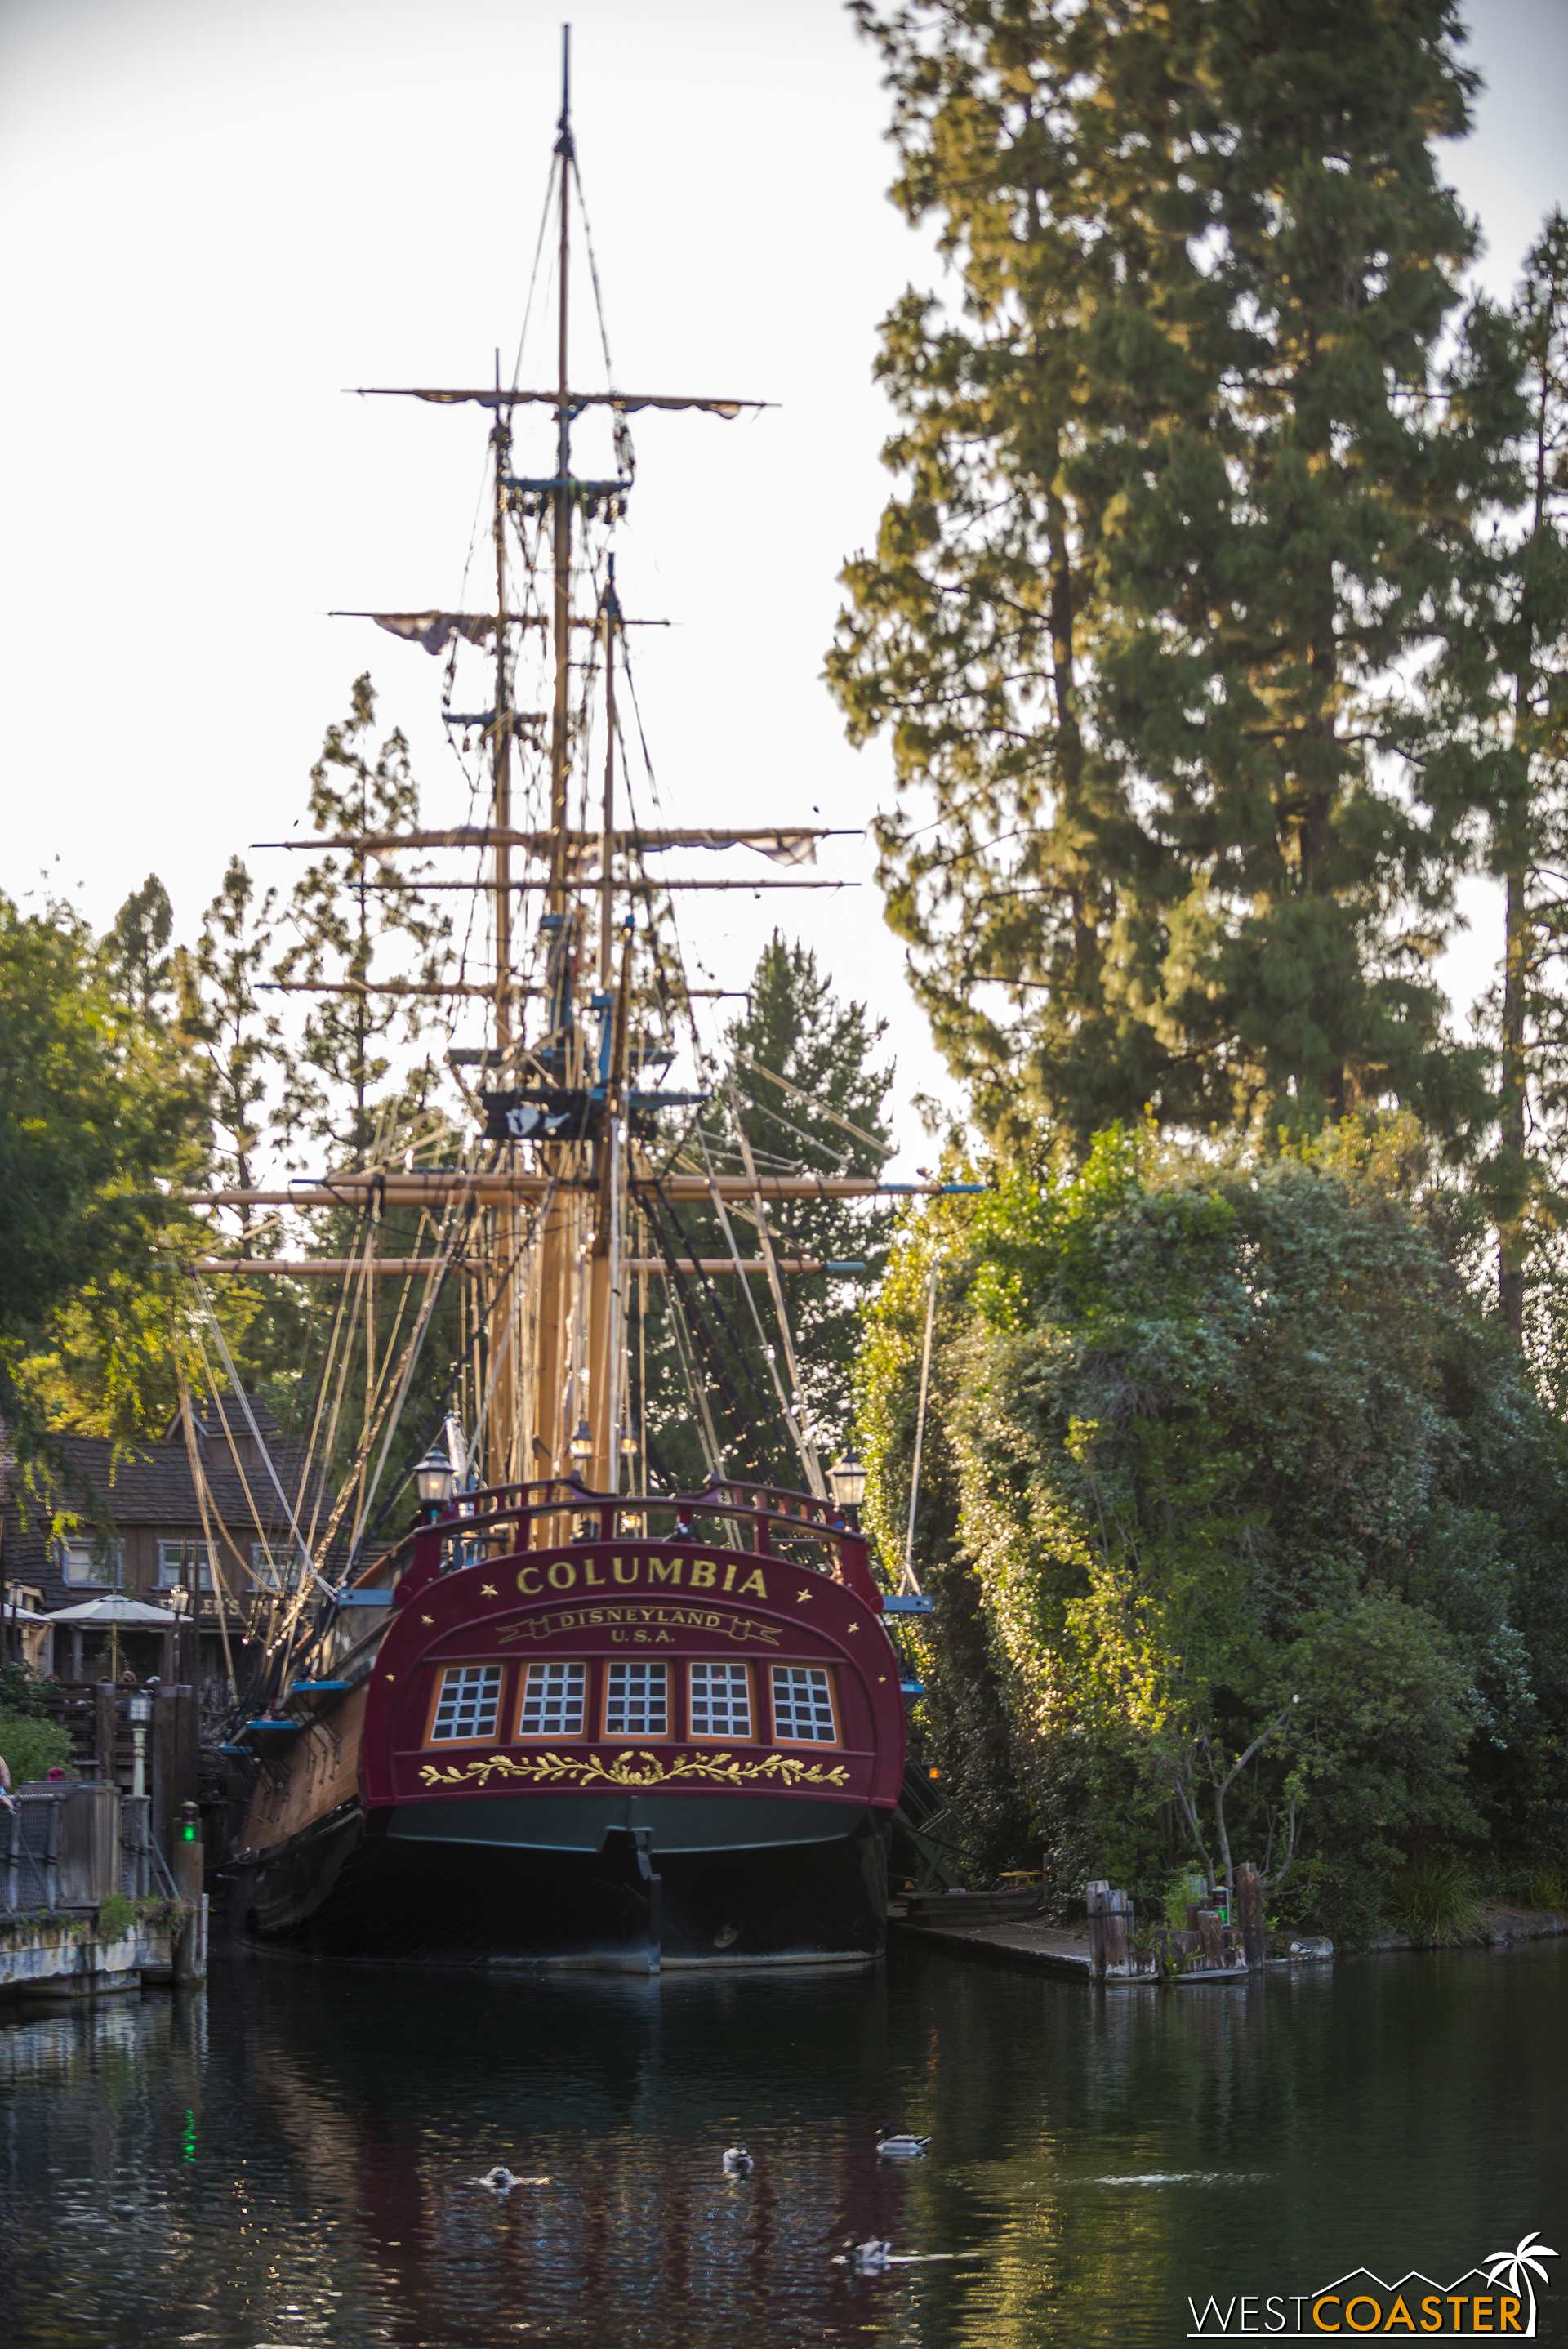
482, 1088, 603, 1143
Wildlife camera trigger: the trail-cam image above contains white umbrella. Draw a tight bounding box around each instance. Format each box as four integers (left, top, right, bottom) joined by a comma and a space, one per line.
42, 1594, 181, 1627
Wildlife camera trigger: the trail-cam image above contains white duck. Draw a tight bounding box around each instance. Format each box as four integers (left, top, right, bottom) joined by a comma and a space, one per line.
479, 2164, 519, 2191
722, 2143, 754, 2176
842, 2235, 893, 2270
875, 2126, 930, 2159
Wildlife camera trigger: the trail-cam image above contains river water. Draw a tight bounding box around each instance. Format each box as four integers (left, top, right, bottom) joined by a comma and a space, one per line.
1, 1938, 1562, 2347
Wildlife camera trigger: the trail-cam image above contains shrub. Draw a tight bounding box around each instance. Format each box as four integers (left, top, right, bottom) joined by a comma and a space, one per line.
0, 1713, 74, 1786
96, 1893, 136, 1941
0, 1662, 49, 1717
1527, 1859, 1568, 1910
1160, 1867, 1207, 1932
1388, 1856, 1487, 1946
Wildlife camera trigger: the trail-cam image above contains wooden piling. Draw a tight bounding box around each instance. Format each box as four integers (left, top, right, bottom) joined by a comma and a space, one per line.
1086, 1879, 1109, 1979
153, 1686, 198, 1859
171, 1824, 207, 1986
1236, 1862, 1266, 1968
1195, 1908, 1225, 1968
1104, 1888, 1134, 1974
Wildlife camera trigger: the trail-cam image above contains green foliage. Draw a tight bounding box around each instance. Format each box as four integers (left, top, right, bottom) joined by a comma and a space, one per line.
1437, 212, 1568, 1342
1388, 1856, 1488, 1946
96, 1892, 136, 1941
856, 1120, 1568, 1940
833, 0, 1504, 1154
0, 1713, 75, 1786
273, 675, 448, 1169
1526, 1857, 1568, 1910
104, 875, 174, 1024
176, 856, 279, 1213
0, 1663, 48, 1718
1160, 1867, 1206, 1934
0, 889, 207, 1480
854, 1186, 1040, 1880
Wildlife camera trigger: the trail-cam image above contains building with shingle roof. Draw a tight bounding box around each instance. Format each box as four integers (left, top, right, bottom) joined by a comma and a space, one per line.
1, 1392, 331, 1683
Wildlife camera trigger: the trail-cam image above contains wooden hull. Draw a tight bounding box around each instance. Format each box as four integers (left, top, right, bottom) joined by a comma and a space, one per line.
229, 1532, 904, 1969
232, 1797, 889, 1968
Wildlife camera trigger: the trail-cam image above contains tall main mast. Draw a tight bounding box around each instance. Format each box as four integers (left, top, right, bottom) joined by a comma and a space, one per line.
276, 43, 790, 1499
550, 29, 574, 912
531, 24, 582, 1500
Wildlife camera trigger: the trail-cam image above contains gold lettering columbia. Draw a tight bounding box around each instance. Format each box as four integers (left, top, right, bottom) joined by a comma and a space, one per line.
511, 1556, 771, 1600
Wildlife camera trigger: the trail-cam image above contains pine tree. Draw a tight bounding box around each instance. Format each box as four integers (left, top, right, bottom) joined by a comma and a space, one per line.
274, 675, 449, 1168
104, 874, 174, 1025
1467, 216, 1568, 1343
175, 858, 279, 1242
832, 0, 1495, 1155
636, 935, 894, 1490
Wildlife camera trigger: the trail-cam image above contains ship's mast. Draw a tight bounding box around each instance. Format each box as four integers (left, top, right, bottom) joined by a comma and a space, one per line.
550, 29, 574, 911
531, 25, 581, 1500
217, 40, 884, 1510
488, 347, 519, 1485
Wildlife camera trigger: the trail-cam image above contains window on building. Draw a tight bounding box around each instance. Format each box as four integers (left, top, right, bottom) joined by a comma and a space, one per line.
58, 1540, 124, 1589
769, 1665, 838, 1745
519, 1660, 586, 1739
430, 1663, 503, 1743
250, 1543, 301, 1592
157, 1540, 214, 1591
689, 1661, 751, 1741
604, 1661, 668, 1739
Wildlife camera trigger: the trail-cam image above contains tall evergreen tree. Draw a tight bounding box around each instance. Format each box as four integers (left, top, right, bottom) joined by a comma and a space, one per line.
274, 675, 449, 1169
176, 857, 279, 1242
105, 873, 175, 1026
1452, 216, 1568, 1344
832, 0, 1496, 1154
636, 935, 894, 1491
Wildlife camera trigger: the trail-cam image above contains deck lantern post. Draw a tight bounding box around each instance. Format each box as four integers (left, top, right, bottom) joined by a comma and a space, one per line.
826, 1450, 867, 1512
414, 1443, 457, 1517
127, 1687, 152, 1799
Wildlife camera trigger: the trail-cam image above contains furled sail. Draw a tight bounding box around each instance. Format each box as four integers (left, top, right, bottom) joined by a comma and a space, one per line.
354, 388, 763, 418
368, 612, 499, 655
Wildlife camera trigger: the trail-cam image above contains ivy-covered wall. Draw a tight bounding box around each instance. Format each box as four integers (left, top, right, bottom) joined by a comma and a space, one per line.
856, 1125, 1568, 1943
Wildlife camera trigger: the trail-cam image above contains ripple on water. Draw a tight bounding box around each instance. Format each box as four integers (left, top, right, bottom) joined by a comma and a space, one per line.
1, 1938, 1564, 2347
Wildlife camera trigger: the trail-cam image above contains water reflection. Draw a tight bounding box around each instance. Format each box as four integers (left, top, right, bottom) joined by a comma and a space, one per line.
1, 1940, 1562, 2347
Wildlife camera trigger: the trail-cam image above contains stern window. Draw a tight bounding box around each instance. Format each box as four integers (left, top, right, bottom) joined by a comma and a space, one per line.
519, 1660, 586, 1739
605, 1661, 668, 1739
430, 1663, 503, 1742
689, 1662, 751, 1740
769, 1665, 838, 1745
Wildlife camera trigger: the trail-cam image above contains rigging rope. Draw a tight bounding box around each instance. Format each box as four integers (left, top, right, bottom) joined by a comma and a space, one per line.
729, 1089, 827, 1500
172, 1357, 240, 1702
189, 1272, 337, 1599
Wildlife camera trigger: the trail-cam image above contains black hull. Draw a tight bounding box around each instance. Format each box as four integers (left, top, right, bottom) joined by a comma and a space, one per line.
230, 1800, 889, 1970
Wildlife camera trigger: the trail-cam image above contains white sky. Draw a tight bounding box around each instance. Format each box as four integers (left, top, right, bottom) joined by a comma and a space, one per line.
2, 0, 1566, 1174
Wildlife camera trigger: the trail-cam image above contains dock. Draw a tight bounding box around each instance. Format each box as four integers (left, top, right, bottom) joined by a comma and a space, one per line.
893, 1902, 1099, 1981
892, 1873, 1261, 1984
0, 1781, 207, 1999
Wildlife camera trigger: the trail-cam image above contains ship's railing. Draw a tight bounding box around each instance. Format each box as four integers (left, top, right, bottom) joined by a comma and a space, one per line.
342, 1476, 881, 1607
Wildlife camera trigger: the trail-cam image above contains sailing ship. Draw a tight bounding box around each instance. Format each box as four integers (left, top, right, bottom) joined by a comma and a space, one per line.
202, 38, 947, 1970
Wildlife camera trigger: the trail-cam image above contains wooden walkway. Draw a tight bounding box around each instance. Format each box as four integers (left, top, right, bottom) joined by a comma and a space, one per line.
893, 1910, 1100, 1981
891, 1873, 1261, 1985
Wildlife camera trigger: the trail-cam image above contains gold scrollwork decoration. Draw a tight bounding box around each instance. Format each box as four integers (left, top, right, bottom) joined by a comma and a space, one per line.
416, 1748, 851, 1793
